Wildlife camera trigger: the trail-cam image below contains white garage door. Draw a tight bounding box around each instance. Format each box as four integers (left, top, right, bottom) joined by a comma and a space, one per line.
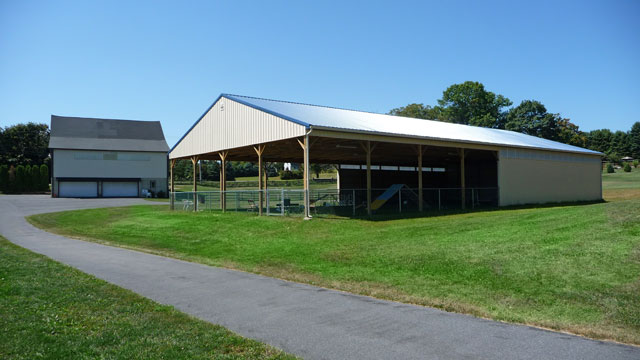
102, 181, 138, 197
59, 181, 98, 198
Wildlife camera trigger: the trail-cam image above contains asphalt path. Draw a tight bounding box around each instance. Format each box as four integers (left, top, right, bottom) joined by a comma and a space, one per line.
1, 195, 638, 359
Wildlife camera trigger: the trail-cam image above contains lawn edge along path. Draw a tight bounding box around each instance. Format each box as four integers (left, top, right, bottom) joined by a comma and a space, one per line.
0, 235, 295, 360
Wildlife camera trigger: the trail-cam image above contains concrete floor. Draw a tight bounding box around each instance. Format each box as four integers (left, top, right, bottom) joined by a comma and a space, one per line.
1, 195, 638, 360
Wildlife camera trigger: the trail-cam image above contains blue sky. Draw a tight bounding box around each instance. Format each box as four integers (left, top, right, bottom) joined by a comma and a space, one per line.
1, 0, 638, 147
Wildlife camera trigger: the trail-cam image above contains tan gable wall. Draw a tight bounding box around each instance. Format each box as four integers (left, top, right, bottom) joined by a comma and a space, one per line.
170, 97, 307, 159
498, 148, 602, 206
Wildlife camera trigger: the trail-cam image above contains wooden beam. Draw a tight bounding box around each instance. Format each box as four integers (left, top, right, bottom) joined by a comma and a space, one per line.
459, 148, 465, 209
170, 159, 176, 210
366, 141, 372, 216
253, 145, 265, 215
191, 156, 199, 211
218, 151, 228, 212
418, 145, 423, 212
303, 134, 311, 219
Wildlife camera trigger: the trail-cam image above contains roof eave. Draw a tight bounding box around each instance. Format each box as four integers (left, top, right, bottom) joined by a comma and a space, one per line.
309, 125, 603, 157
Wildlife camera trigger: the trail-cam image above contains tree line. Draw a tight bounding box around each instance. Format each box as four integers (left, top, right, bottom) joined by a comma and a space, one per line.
0, 164, 50, 193
390, 81, 640, 161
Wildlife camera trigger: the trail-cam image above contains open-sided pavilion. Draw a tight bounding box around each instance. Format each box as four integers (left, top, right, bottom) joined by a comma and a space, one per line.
169, 94, 603, 218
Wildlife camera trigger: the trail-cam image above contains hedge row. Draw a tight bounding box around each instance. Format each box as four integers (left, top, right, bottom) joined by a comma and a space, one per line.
174, 178, 336, 189
0, 164, 49, 193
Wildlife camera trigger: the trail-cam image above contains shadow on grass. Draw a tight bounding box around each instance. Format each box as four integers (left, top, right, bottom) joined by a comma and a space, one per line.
175, 199, 606, 222
312, 199, 606, 222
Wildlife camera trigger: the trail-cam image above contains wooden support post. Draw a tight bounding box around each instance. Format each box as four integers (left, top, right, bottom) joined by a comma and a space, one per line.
459, 148, 466, 209
253, 145, 266, 216
170, 159, 176, 210
359, 141, 375, 216
417, 145, 424, 212
191, 156, 199, 211
218, 151, 228, 212
297, 136, 311, 219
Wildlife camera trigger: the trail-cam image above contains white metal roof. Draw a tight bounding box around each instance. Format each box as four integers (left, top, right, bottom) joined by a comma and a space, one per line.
223, 94, 601, 156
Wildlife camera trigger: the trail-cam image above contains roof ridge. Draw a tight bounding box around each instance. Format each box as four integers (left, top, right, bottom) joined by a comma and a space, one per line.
221, 93, 397, 117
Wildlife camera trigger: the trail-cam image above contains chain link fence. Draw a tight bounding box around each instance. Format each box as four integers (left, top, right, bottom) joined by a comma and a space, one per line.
170, 187, 499, 217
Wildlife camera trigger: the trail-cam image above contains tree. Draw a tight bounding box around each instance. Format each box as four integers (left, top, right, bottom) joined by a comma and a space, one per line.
623, 163, 632, 172
40, 164, 49, 191
15, 165, 25, 192
0, 123, 50, 166
629, 122, 640, 159
586, 129, 614, 154
31, 165, 40, 191
389, 103, 445, 120
24, 165, 33, 191
504, 100, 559, 139
437, 81, 512, 127
0, 165, 8, 192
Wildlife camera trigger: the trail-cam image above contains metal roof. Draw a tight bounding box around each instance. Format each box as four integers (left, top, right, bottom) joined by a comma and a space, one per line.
49, 115, 169, 152
223, 94, 601, 156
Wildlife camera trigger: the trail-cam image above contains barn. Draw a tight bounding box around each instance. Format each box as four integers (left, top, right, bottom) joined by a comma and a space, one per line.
49, 115, 169, 198
169, 94, 602, 217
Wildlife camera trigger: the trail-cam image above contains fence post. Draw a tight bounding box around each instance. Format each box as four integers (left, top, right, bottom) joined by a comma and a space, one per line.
352, 189, 356, 217
235, 191, 239, 212
266, 190, 270, 215
438, 189, 441, 210
281, 189, 285, 216
472, 188, 475, 209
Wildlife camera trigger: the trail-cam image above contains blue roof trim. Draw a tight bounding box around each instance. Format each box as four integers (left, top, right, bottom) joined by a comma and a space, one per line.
169, 94, 224, 153
222, 94, 310, 128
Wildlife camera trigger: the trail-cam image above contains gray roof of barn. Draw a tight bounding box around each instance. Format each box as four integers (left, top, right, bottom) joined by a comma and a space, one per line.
49, 115, 169, 152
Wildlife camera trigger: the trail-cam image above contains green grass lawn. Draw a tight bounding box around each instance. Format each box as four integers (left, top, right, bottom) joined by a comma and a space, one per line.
27, 171, 640, 345
0, 236, 293, 360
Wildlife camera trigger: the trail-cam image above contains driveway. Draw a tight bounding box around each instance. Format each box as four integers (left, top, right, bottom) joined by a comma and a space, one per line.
1, 195, 638, 360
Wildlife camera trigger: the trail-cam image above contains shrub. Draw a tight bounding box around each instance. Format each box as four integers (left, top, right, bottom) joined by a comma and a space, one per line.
634, 160, 639, 169
15, 165, 25, 192
623, 163, 632, 172
24, 165, 33, 191
606, 163, 615, 173
279, 169, 303, 180
7, 166, 16, 193
31, 166, 41, 191
39, 164, 49, 191
0, 165, 8, 192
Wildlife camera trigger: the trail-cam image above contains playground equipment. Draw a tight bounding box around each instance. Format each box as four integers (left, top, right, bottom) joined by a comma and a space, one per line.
370, 184, 406, 210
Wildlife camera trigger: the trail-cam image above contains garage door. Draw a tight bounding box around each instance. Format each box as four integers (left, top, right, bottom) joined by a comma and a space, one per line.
102, 181, 138, 197
59, 181, 98, 198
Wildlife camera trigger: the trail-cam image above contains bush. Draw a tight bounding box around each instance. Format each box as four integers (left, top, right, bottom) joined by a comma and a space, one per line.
24, 165, 33, 191
634, 160, 639, 169
31, 166, 41, 191
606, 163, 615, 173
39, 164, 49, 191
0, 165, 8, 192
279, 169, 303, 180
623, 163, 632, 172
15, 165, 25, 192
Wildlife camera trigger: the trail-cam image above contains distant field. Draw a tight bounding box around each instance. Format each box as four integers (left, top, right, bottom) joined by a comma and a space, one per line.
29, 170, 640, 345
0, 237, 293, 360
602, 169, 640, 201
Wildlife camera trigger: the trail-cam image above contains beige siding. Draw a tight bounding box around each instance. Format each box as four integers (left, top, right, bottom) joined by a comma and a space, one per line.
498, 148, 602, 206
170, 98, 307, 159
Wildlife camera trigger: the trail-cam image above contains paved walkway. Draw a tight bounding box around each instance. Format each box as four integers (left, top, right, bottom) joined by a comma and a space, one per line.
1, 195, 638, 360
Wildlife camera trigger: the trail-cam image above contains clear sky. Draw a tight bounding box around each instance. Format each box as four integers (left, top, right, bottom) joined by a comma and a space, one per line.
1, 0, 638, 147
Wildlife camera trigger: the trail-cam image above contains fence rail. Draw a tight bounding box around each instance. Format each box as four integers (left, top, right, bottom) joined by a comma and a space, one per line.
170, 187, 499, 217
